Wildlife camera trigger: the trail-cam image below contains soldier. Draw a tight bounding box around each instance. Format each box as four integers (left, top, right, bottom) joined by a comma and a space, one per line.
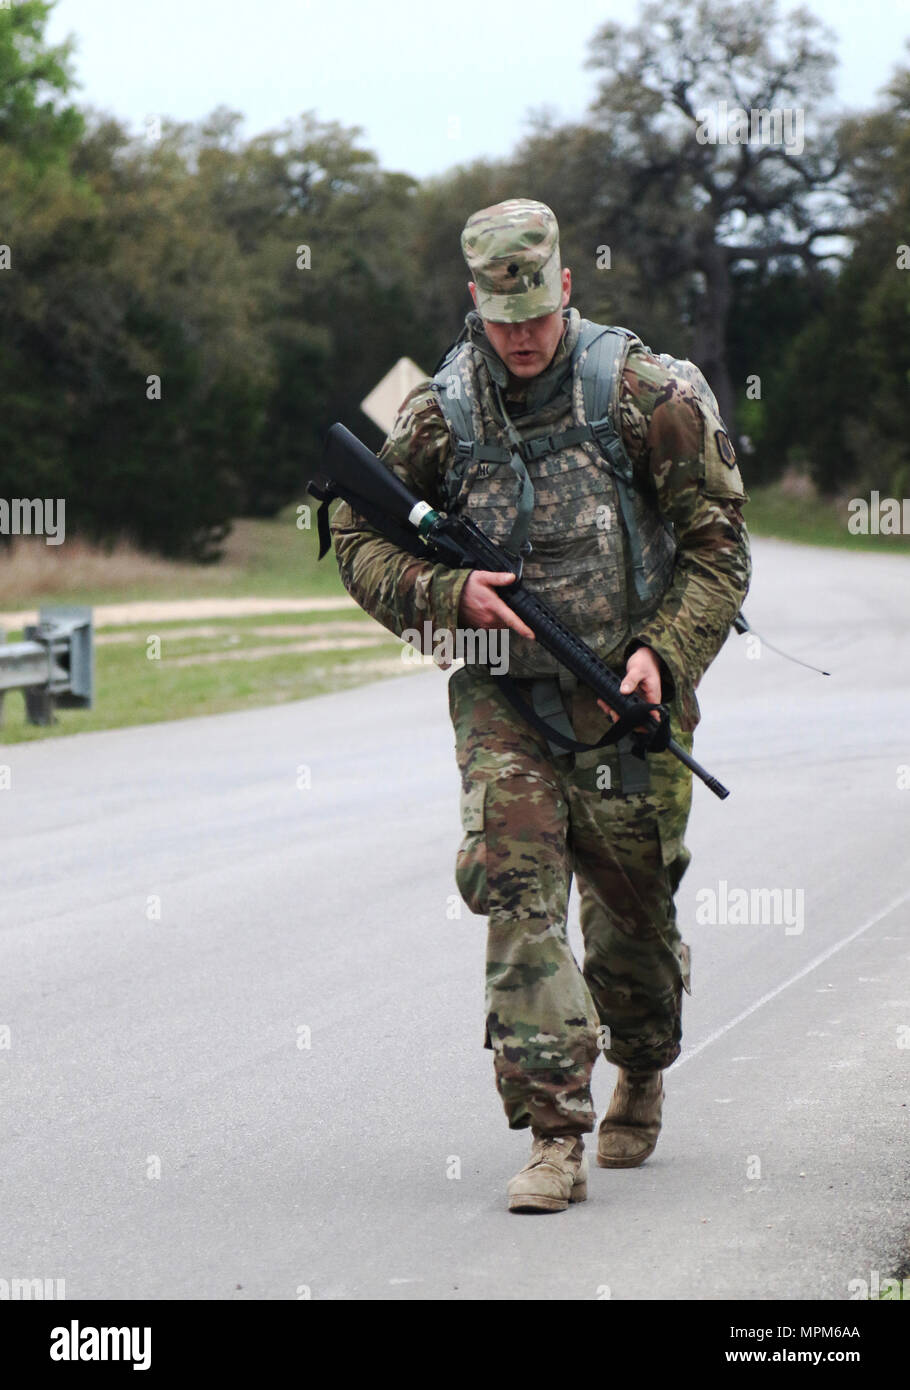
332, 199, 750, 1213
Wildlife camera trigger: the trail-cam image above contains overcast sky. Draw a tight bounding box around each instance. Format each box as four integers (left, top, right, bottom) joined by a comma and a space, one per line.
46, 0, 910, 178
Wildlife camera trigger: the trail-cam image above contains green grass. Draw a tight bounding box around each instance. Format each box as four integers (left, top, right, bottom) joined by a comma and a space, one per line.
178, 506, 347, 600
745, 486, 910, 553
0, 504, 346, 611
0, 508, 426, 742
0, 611, 418, 743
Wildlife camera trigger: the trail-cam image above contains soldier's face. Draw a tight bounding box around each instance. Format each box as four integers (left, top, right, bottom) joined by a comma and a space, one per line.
469, 268, 572, 379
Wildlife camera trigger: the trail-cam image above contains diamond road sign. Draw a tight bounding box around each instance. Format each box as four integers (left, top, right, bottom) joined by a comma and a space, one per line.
360, 357, 427, 435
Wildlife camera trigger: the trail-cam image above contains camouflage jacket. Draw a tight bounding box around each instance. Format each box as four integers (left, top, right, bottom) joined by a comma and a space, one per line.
331, 313, 752, 732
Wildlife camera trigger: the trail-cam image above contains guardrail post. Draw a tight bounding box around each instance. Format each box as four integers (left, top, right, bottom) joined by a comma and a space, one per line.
0, 606, 93, 726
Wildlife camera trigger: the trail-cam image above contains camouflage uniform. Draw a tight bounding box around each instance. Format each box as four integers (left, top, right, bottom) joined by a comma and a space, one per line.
332, 203, 751, 1138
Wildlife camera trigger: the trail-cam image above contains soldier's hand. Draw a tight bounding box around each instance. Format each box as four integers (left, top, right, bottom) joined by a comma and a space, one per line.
597, 646, 662, 725
458, 571, 536, 639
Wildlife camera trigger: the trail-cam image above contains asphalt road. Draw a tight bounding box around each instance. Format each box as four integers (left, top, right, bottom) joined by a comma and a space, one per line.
1, 536, 908, 1300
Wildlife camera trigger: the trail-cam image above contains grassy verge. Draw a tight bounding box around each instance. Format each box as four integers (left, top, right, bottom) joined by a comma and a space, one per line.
0, 611, 422, 744
0, 506, 429, 743
0, 504, 342, 610
744, 486, 910, 553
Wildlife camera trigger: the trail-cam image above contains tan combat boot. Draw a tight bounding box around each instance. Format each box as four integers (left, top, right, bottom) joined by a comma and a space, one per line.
596, 1068, 664, 1168
507, 1133, 588, 1213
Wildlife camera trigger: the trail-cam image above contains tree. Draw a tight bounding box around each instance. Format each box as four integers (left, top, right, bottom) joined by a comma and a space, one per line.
765, 57, 910, 495
1, 100, 439, 550
0, 110, 272, 559
189, 110, 425, 502
507, 113, 689, 353
584, 0, 855, 434
0, 0, 83, 169
722, 262, 828, 484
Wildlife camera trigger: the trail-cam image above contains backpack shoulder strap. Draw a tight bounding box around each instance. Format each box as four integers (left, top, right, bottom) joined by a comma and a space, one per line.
432, 339, 474, 447
574, 323, 665, 601
432, 340, 512, 511
575, 321, 641, 483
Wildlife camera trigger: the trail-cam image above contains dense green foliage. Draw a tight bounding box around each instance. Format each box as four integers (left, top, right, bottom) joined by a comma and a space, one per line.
0, 0, 907, 557
768, 69, 910, 497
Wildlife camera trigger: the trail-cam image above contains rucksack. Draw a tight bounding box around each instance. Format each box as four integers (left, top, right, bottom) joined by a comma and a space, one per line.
432, 319, 725, 601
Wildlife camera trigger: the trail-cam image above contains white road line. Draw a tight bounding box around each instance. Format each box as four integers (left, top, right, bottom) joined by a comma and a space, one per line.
676, 887, 910, 1070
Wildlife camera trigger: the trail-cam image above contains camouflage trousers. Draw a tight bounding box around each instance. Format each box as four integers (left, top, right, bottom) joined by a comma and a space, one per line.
448, 663, 694, 1136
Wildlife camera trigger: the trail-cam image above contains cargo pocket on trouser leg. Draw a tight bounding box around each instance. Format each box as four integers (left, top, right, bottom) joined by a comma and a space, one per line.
455, 782, 489, 917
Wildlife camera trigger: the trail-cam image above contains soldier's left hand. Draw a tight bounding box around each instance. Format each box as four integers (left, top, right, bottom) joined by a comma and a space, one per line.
597, 646, 662, 725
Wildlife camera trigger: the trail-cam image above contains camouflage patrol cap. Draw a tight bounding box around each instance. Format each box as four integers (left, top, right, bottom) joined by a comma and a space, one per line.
461, 199, 562, 323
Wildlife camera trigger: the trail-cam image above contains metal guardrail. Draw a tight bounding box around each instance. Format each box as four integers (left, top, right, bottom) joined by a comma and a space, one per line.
0, 606, 93, 726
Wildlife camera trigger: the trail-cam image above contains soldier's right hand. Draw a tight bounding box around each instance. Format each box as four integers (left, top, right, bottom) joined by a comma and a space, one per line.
458, 571, 536, 639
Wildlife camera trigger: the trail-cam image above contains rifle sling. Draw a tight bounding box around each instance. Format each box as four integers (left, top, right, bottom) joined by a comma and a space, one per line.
493, 673, 649, 755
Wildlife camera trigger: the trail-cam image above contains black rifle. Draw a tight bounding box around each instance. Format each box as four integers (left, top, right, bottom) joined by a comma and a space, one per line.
308, 423, 730, 800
